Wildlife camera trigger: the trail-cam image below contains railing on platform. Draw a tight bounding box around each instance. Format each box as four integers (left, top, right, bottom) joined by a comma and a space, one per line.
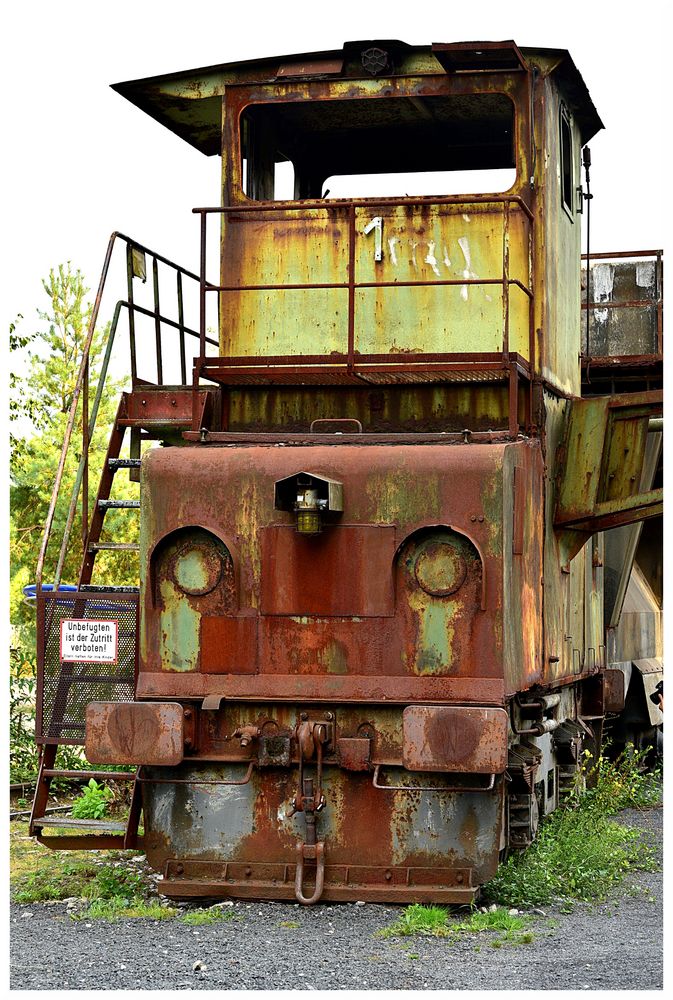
192, 195, 536, 375
581, 249, 663, 359
35, 232, 217, 596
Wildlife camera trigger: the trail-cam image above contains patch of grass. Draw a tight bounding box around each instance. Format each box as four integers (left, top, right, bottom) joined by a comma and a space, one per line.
378, 904, 451, 938
378, 903, 536, 949
453, 907, 527, 933
180, 906, 238, 926
77, 897, 176, 921
10, 819, 147, 905
484, 747, 661, 910
279, 920, 300, 929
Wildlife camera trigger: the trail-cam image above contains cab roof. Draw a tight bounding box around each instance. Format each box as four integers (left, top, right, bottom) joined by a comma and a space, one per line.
111, 40, 603, 155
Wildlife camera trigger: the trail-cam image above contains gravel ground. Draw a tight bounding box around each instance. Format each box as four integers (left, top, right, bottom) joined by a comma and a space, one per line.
10, 805, 662, 991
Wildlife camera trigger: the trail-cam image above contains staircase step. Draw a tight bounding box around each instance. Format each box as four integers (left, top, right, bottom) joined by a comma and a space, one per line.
98, 499, 140, 509
109, 458, 142, 469
88, 542, 140, 552
117, 417, 191, 428
80, 584, 140, 593
31, 816, 127, 832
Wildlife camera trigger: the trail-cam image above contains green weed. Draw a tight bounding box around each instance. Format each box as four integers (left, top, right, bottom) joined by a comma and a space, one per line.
484, 747, 660, 909
92, 864, 145, 900
71, 779, 114, 820
77, 897, 176, 920
378, 903, 451, 938
180, 907, 238, 926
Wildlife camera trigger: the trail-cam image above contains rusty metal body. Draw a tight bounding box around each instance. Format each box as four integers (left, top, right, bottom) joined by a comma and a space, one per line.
29, 40, 663, 904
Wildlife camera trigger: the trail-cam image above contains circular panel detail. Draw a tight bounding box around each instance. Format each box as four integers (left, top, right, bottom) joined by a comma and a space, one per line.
414, 541, 467, 597
172, 543, 223, 596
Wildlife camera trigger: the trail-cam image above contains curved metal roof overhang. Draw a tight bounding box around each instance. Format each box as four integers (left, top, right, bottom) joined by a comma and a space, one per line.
111, 40, 603, 156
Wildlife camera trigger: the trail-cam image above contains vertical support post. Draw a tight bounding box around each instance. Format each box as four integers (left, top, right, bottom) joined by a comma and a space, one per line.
126, 244, 138, 385
502, 201, 510, 357
655, 250, 663, 356
347, 203, 356, 371
81, 358, 89, 553
199, 211, 207, 362
177, 270, 187, 385
508, 362, 519, 439
152, 256, 163, 385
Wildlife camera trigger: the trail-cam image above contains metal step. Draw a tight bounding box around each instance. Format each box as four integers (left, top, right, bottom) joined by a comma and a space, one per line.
98, 499, 140, 509
79, 584, 140, 593
31, 816, 127, 831
88, 542, 140, 552
108, 458, 142, 469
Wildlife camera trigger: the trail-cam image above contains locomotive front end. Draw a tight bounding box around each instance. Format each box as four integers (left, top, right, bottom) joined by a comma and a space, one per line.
122, 437, 532, 903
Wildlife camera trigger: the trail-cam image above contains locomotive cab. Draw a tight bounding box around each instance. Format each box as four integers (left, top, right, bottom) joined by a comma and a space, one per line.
30, 41, 662, 905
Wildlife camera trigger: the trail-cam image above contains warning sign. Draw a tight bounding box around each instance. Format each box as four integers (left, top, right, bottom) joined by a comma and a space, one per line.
60, 619, 118, 664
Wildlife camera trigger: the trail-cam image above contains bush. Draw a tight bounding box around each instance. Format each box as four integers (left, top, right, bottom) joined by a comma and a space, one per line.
71, 779, 114, 820
484, 746, 660, 909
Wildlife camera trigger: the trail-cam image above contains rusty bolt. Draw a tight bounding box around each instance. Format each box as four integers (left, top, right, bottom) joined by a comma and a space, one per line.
325, 712, 334, 721
141, 399, 146, 406
478, 516, 484, 523
470, 515, 477, 522
176, 863, 184, 875
245, 866, 252, 877
171, 398, 177, 406
184, 708, 193, 719
456, 873, 463, 884
300, 711, 309, 721
385, 870, 392, 881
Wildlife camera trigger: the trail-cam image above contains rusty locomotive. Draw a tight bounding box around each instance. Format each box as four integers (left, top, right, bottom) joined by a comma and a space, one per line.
30, 40, 663, 905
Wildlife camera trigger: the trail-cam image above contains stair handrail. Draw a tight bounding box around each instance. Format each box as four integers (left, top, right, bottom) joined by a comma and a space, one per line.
34, 231, 211, 593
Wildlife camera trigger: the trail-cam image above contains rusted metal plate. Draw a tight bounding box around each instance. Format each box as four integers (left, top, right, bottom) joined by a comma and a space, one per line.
602, 668, 625, 713
159, 860, 475, 904
633, 658, 664, 726
260, 525, 395, 616
85, 701, 184, 765
402, 706, 508, 772
200, 616, 257, 673
141, 442, 506, 690
276, 59, 343, 78
336, 737, 371, 771
554, 391, 663, 533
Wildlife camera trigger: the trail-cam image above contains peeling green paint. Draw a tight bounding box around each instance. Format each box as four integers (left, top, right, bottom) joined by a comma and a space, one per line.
158, 578, 200, 672
364, 470, 440, 524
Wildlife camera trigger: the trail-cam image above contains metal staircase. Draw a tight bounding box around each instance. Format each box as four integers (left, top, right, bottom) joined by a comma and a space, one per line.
29, 234, 219, 847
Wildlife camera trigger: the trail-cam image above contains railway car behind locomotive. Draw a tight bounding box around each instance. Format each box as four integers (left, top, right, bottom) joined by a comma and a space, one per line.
29, 40, 663, 905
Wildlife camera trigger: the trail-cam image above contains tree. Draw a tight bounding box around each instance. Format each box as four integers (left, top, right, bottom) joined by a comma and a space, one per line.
10, 264, 138, 661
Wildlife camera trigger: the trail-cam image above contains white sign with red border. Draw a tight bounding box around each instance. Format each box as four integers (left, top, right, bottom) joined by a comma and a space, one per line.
59, 619, 119, 664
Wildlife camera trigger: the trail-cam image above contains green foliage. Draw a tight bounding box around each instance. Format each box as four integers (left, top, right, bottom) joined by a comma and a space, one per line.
9, 264, 136, 663
180, 906, 239, 926
379, 903, 535, 948
453, 907, 528, 934
78, 898, 176, 921
9, 651, 38, 785
71, 779, 114, 820
93, 864, 145, 900
12, 858, 101, 903
9, 264, 140, 787
378, 904, 451, 938
484, 748, 660, 909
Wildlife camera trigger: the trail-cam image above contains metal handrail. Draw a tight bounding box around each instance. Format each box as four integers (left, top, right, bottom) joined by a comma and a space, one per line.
581, 249, 663, 357
193, 195, 535, 368
35, 233, 208, 593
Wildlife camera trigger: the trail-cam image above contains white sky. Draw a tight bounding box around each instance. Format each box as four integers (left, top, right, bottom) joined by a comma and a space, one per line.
3, 0, 668, 345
